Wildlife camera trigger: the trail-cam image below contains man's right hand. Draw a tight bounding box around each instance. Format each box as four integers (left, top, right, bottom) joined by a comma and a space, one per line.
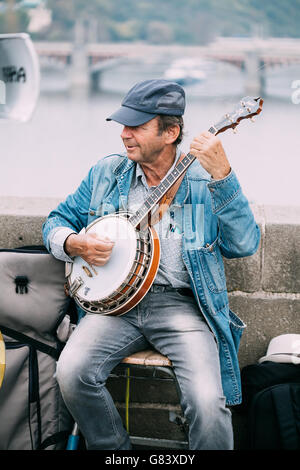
64, 233, 114, 266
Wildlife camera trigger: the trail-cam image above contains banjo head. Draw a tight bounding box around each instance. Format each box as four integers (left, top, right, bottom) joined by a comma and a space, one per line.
68, 214, 138, 303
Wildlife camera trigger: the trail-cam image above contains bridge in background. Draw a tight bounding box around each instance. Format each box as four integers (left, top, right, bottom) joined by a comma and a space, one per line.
34, 38, 300, 95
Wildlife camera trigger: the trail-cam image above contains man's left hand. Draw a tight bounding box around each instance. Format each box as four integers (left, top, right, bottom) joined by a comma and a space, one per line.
190, 131, 231, 180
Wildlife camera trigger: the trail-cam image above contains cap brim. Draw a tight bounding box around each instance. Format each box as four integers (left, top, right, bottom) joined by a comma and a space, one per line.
106, 106, 156, 126
258, 353, 300, 364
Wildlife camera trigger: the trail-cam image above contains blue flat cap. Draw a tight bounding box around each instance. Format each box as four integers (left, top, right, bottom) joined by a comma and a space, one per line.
106, 79, 185, 126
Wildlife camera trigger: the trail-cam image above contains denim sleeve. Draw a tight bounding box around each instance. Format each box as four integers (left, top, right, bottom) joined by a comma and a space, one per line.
42, 165, 94, 253
207, 170, 261, 258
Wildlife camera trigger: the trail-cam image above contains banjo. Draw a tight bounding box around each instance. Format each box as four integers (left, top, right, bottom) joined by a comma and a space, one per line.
66, 96, 263, 316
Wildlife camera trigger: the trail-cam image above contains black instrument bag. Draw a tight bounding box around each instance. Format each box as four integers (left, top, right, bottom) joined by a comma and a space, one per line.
240, 361, 300, 449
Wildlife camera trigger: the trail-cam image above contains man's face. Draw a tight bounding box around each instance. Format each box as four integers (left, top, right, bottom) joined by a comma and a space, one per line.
121, 117, 167, 164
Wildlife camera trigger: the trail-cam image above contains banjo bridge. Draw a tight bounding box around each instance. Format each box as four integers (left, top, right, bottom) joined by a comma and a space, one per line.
69, 277, 84, 297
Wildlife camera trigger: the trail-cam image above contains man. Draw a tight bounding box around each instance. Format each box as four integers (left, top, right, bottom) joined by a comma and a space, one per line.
43, 79, 260, 450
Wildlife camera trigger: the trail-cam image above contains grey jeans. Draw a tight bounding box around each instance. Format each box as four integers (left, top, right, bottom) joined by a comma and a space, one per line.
56, 288, 233, 450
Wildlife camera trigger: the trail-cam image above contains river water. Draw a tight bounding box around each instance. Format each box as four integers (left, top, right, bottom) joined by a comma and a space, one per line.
1, 59, 300, 207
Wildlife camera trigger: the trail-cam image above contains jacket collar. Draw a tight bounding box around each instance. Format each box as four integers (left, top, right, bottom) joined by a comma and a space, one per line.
113, 149, 189, 208
113, 153, 135, 177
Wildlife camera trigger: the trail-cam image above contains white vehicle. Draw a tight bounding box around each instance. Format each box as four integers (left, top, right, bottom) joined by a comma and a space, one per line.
163, 58, 208, 86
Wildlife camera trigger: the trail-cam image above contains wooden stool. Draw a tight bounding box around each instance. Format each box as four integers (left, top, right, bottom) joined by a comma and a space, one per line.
113, 348, 188, 449
121, 349, 172, 367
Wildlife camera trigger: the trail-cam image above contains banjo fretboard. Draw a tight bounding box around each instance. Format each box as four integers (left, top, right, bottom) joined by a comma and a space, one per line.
128, 152, 197, 228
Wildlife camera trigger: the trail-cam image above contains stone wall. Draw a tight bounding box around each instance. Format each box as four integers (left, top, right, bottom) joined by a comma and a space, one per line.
1, 197, 299, 449
225, 204, 300, 368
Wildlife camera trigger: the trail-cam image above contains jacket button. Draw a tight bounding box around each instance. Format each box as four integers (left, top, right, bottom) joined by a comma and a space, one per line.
90, 210, 95, 216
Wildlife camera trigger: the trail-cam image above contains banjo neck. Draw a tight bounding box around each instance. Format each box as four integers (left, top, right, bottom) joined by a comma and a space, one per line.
128, 151, 198, 229
128, 95, 263, 230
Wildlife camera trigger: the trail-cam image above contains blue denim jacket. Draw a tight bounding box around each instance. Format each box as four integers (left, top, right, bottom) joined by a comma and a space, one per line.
43, 152, 260, 405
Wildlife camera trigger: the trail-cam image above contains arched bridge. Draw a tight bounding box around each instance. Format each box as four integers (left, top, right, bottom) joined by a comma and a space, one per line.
34, 38, 300, 95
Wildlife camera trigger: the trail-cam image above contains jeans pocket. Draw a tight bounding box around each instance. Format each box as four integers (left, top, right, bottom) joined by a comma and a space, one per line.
174, 289, 195, 301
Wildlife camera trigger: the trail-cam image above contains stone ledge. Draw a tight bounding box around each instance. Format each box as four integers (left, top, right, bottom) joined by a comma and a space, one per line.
224, 204, 300, 294
1, 199, 299, 295
0, 196, 61, 249
229, 292, 300, 367
0, 215, 45, 248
